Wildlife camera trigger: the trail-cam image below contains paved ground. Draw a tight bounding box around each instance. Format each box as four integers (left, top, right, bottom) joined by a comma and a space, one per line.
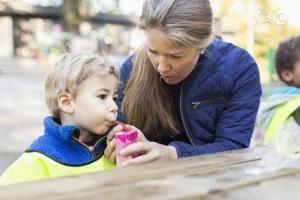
0, 58, 48, 174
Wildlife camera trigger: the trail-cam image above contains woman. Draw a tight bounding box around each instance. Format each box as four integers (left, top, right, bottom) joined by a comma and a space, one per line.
104, 0, 261, 165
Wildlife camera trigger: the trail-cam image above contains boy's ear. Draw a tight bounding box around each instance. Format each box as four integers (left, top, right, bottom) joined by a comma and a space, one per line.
57, 92, 74, 114
281, 69, 294, 82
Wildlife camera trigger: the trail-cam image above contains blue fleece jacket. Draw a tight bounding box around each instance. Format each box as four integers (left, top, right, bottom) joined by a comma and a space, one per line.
27, 116, 107, 165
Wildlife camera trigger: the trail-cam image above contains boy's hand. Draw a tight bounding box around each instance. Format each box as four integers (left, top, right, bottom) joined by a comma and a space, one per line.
104, 123, 147, 163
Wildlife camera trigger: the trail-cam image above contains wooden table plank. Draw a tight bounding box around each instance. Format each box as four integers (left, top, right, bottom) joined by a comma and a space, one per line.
2, 147, 298, 200
208, 173, 300, 200
56, 163, 298, 200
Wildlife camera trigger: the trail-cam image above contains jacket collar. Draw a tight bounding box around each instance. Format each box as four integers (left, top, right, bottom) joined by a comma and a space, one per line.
44, 116, 78, 141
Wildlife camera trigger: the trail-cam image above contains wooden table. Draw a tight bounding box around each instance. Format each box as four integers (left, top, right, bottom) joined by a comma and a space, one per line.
0, 146, 299, 200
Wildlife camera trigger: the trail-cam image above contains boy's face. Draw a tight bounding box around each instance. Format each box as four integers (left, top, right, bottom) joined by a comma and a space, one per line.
71, 74, 118, 135
291, 60, 300, 87
282, 60, 300, 87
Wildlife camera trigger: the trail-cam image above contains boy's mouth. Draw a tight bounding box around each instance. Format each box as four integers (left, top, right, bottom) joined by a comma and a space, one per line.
106, 120, 116, 127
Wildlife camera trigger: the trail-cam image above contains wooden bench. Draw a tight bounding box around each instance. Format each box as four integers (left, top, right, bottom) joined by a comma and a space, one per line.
0, 146, 299, 200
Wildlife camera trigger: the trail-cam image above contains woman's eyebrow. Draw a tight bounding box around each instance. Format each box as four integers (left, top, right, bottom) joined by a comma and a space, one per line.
147, 46, 185, 55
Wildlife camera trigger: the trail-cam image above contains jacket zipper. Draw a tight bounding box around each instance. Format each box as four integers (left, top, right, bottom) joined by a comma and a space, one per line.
180, 84, 195, 145
72, 136, 107, 159
160, 77, 193, 145
191, 96, 226, 110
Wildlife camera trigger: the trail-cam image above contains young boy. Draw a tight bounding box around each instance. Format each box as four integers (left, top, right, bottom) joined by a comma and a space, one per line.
0, 52, 119, 185
252, 36, 300, 145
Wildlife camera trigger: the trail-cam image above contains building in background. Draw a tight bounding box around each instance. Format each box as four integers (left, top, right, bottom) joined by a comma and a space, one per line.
0, 0, 144, 66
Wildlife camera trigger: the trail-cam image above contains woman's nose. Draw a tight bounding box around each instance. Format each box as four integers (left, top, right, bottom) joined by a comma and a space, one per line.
157, 57, 170, 74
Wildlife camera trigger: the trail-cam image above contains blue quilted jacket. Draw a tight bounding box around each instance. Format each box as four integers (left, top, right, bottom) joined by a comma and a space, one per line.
117, 38, 262, 157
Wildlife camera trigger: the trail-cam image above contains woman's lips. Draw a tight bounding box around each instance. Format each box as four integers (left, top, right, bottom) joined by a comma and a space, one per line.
162, 76, 174, 82
162, 75, 174, 81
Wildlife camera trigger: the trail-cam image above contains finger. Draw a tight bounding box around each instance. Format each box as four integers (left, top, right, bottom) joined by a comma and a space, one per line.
117, 122, 128, 131
104, 139, 115, 158
127, 125, 148, 142
120, 142, 153, 156
107, 125, 124, 141
121, 152, 157, 166
109, 150, 116, 164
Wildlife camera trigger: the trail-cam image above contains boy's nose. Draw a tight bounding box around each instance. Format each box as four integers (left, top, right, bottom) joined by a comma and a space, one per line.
110, 101, 118, 114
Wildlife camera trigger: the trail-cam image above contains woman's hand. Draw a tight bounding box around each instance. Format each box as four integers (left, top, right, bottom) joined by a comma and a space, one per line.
119, 142, 178, 166
104, 123, 147, 163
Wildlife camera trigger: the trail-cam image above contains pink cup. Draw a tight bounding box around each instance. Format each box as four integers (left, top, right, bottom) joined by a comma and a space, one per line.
115, 130, 138, 166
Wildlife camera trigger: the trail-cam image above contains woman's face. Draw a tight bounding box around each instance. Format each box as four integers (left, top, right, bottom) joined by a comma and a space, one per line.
145, 28, 200, 85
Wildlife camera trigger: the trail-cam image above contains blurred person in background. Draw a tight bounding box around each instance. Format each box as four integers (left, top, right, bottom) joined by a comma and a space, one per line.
252, 36, 300, 145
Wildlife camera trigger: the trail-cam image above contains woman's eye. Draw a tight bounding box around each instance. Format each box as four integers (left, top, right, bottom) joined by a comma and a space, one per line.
113, 97, 118, 102
98, 94, 107, 100
171, 55, 183, 59
148, 49, 158, 55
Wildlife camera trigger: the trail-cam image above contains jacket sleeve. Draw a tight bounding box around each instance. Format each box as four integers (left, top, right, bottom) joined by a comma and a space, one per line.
116, 57, 133, 123
0, 153, 49, 186
169, 51, 262, 157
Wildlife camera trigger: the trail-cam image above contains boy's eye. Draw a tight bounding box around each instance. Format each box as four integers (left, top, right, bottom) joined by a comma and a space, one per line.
98, 94, 107, 100
113, 97, 118, 102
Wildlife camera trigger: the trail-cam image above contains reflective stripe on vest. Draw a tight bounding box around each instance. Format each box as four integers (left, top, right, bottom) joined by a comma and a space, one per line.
0, 152, 115, 186
264, 96, 300, 144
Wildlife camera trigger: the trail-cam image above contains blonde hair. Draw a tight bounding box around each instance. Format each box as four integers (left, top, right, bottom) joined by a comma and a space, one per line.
45, 52, 119, 119
122, 0, 213, 138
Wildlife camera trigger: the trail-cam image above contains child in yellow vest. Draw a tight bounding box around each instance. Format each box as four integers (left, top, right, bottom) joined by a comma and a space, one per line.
0, 52, 119, 185
252, 36, 300, 146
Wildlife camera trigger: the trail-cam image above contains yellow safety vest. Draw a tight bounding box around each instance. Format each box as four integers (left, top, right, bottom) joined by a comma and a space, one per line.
264, 96, 300, 144
0, 152, 115, 186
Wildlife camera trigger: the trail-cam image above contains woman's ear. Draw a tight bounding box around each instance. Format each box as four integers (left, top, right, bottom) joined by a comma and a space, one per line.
57, 92, 74, 114
281, 69, 294, 83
